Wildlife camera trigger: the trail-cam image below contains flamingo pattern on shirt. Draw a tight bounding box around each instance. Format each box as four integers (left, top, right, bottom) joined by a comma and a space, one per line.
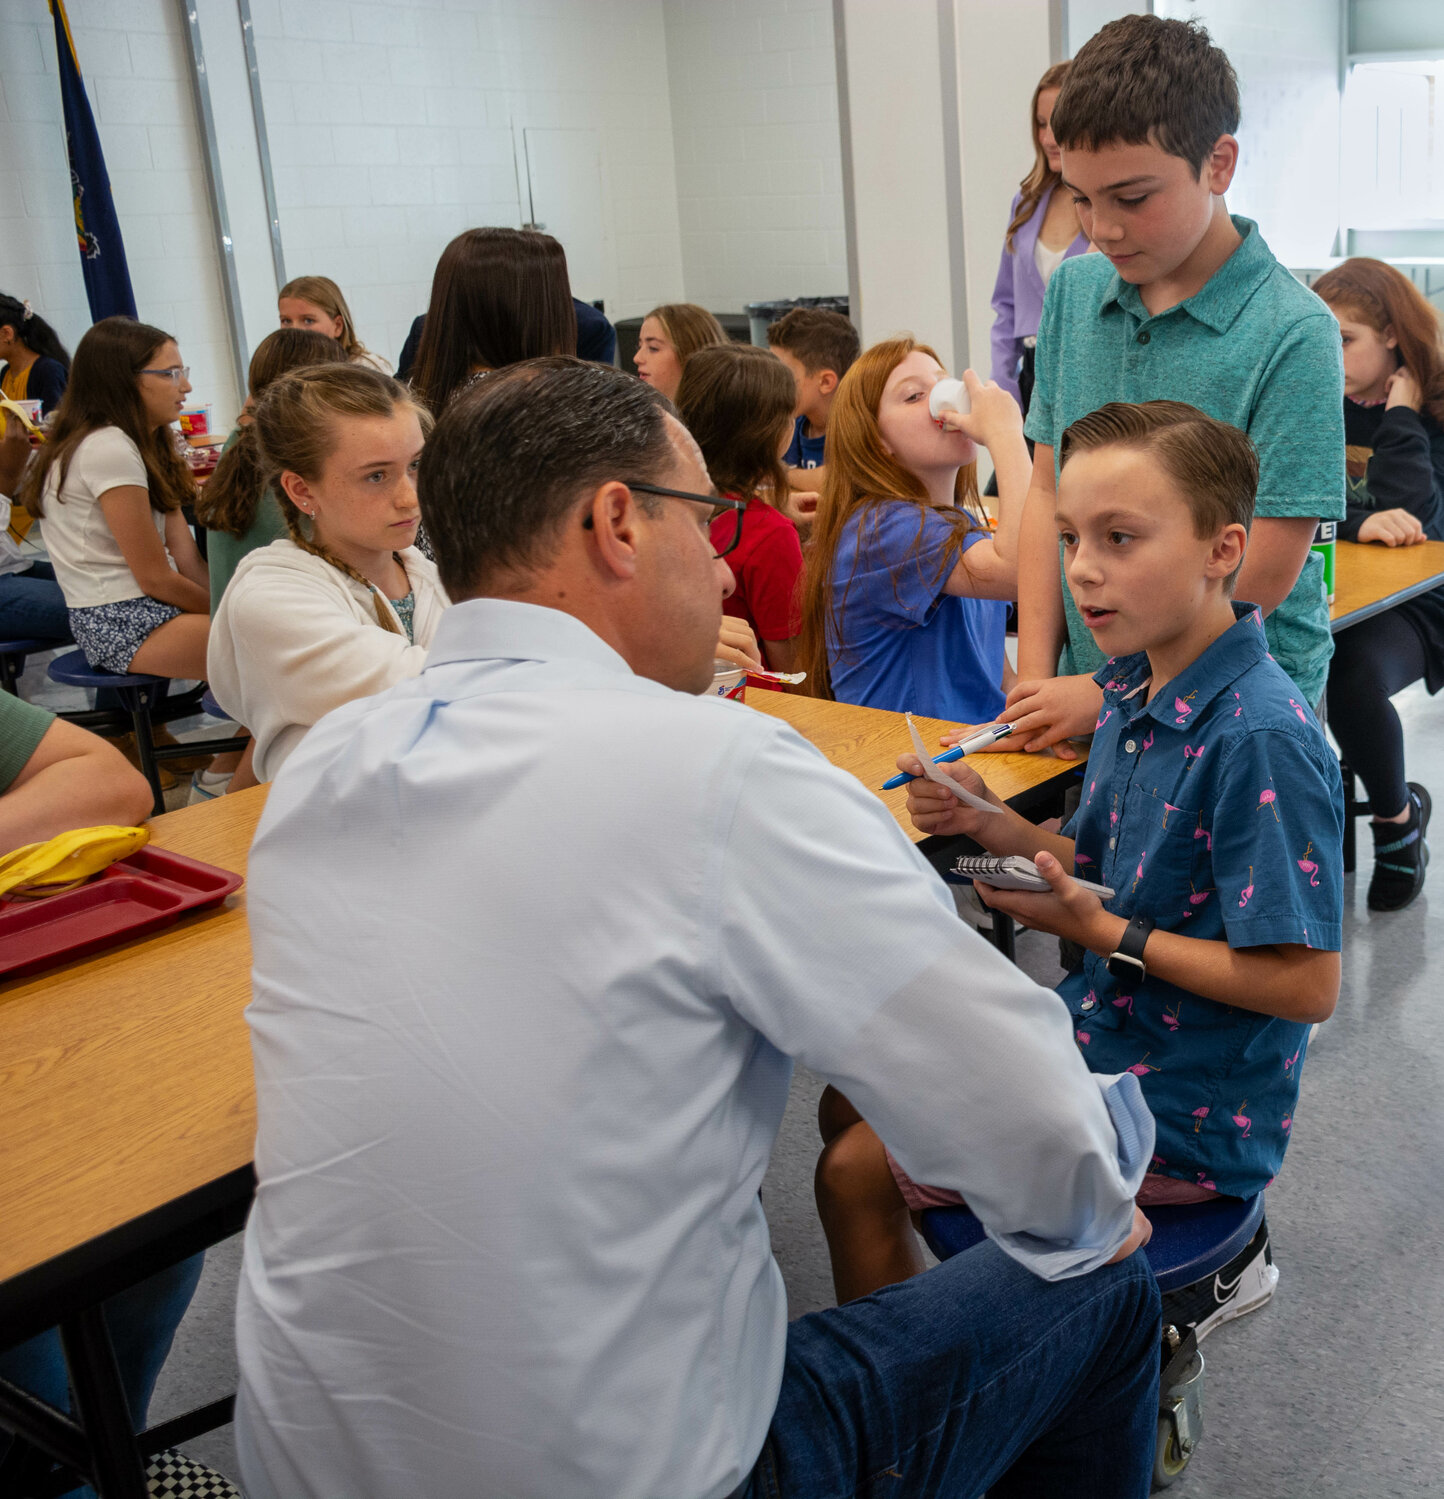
1061, 603, 1344, 1199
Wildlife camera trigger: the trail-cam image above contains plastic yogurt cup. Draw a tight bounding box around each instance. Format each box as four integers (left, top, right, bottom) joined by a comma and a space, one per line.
929, 378, 970, 421
708, 659, 747, 701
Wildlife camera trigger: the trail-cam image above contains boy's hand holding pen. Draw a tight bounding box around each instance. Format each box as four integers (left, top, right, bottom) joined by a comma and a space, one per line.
881, 722, 1014, 790
900, 755, 1009, 841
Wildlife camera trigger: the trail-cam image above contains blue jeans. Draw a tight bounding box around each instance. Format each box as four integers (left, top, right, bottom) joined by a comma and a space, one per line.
0, 561, 71, 642
742, 1241, 1159, 1498
0, 1253, 205, 1497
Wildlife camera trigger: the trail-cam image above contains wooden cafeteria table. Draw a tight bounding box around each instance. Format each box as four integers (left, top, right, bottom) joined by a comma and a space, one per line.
0, 783, 267, 1497
1330, 538, 1444, 633
749, 693, 1084, 960
0, 697, 1075, 1493
748, 692, 1081, 837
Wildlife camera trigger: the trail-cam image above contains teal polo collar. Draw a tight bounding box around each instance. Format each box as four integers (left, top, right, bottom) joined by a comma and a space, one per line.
1099, 217, 1274, 335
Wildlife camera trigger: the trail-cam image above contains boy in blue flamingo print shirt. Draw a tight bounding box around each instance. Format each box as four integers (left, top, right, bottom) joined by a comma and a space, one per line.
815, 401, 1342, 1337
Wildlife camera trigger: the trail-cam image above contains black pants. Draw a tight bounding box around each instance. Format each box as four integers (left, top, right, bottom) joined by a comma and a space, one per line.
1328, 610, 1429, 819
983, 346, 1036, 499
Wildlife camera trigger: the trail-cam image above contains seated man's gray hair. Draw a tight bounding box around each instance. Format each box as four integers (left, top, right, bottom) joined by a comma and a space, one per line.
418, 356, 678, 598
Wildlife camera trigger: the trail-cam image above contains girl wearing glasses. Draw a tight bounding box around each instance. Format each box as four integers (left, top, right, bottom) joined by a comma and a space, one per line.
207, 364, 449, 781
675, 343, 804, 673
24, 318, 220, 682
795, 339, 1030, 723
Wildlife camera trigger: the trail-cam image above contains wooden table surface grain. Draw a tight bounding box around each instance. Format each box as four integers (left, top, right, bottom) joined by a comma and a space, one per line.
0, 697, 1074, 1285
10, 556, 1441, 1294
0, 784, 268, 1283
1331, 539, 1444, 632
747, 693, 1079, 842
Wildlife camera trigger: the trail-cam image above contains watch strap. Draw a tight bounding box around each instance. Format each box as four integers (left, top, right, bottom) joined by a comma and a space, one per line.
1107, 915, 1155, 979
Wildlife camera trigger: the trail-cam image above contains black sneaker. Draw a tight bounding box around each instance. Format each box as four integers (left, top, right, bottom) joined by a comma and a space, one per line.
1368, 782, 1431, 913
1159, 1216, 1278, 1343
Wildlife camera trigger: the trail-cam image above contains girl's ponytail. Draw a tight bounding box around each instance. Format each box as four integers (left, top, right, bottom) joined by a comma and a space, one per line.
195, 327, 345, 538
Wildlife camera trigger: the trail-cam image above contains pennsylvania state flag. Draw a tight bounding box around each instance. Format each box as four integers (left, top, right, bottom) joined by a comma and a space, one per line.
49, 0, 137, 321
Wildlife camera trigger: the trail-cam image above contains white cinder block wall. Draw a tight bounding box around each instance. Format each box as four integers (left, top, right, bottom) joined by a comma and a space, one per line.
0, 0, 242, 426
0, 0, 1345, 441
955, 0, 1054, 381
1, 0, 693, 427
662, 0, 848, 314
1156, 0, 1342, 269
247, 0, 689, 369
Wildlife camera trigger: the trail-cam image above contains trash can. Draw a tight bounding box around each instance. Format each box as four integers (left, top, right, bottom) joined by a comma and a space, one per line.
615, 315, 645, 374
744, 300, 799, 347
744, 296, 851, 347
715, 312, 753, 346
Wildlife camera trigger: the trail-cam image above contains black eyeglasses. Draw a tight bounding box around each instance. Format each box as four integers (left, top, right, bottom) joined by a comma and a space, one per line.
582, 481, 747, 560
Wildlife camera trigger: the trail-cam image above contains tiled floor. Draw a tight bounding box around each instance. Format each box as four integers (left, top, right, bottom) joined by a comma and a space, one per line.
28, 658, 1443, 1496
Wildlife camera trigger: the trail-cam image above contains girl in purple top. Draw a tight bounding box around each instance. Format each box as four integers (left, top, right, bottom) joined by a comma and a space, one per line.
989, 62, 1092, 410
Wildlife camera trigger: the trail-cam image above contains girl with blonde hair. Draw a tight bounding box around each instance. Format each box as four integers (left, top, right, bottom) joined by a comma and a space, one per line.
633, 303, 727, 403
795, 338, 1030, 722
206, 364, 448, 781
278, 275, 391, 373
989, 61, 1090, 410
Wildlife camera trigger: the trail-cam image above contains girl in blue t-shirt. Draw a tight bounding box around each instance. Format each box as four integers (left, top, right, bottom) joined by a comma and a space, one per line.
795, 338, 1031, 723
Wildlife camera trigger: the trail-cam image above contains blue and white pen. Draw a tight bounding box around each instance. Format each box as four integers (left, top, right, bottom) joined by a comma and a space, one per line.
881, 723, 1014, 790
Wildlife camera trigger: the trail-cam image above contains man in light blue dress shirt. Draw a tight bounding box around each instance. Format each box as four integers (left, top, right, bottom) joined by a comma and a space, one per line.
235, 358, 1161, 1499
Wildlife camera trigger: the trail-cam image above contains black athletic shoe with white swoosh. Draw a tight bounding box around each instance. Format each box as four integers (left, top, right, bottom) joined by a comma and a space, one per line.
1159, 1217, 1278, 1343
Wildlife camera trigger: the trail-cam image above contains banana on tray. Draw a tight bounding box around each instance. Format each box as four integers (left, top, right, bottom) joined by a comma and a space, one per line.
0, 825, 150, 900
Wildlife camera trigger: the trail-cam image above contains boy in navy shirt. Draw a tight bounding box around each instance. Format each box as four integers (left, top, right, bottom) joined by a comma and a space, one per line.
767, 308, 859, 507
816, 402, 1342, 1342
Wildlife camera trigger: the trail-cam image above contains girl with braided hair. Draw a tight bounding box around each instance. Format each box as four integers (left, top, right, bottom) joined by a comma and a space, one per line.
206, 364, 449, 782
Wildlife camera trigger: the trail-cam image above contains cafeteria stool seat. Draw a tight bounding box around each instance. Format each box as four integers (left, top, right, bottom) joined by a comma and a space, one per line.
0, 637, 69, 696
921, 1194, 1267, 1488
921, 1191, 1265, 1294
47, 651, 247, 816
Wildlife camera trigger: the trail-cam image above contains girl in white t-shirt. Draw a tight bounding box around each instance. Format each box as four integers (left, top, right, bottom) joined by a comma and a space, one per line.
25, 316, 213, 682
207, 364, 448, 780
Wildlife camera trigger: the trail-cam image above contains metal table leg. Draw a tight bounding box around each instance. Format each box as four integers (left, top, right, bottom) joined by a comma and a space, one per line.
58, 1307, 147, 1499
991, 910, 1017, 962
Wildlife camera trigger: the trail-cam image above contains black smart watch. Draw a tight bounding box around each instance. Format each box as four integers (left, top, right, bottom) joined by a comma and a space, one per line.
1106, 915, 1155, 982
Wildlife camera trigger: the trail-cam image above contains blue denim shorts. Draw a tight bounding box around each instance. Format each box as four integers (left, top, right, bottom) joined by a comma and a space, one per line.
68, 596, 183, 674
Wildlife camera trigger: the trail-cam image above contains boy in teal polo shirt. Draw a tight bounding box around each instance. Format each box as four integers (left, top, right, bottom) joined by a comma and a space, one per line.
1003, 14, 1344, 755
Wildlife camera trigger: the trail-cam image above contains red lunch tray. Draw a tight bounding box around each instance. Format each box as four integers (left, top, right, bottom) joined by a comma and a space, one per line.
0, 846, 244, 983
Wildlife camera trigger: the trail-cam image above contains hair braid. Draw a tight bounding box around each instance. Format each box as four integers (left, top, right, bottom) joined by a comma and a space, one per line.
276, 489, 402, 634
